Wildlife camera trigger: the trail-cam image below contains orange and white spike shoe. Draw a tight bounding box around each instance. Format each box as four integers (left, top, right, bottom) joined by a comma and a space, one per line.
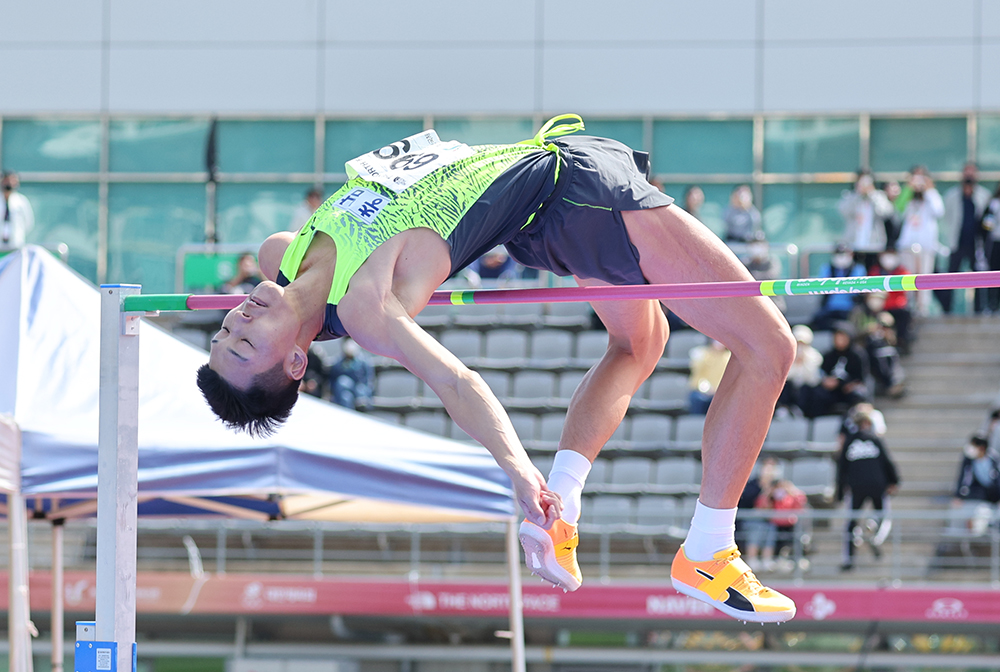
670, 545, 796, 623
518, 518, 582, 591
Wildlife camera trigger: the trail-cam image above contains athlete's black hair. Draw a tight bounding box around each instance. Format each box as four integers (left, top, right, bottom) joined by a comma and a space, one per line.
196, 362, 299, 438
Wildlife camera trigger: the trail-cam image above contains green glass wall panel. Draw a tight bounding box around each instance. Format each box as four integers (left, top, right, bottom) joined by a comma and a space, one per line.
434, 118, 535, 146
215, 183, 310, 245
978, 115, 1000, 171
2, 120, 101, 173
107, 184, 206, 292
763, 118, 860, 174
216, 120, 314, 173
325, 120, 424, 174
17, 183, 100, 283
660, 182, 741, 238
582, 119, 644, 151
870, 118, 967, 173
652, 120, 753, 175
762, 183, 849, 246
110, 119, 211, 173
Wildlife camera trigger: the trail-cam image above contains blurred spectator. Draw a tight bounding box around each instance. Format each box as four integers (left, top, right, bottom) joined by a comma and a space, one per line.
951, 434, 1000, 536
980, 182, 1000, 313
938, 162, 991, 313
862, 308, 905, 398
687, 339, 731, 414
880, 180, 903, 249
289, 186, 324, 232
743, 230, 785, 312
985, 409, 1000, 457
868, 246, 914, 353
840, 402, 888, 440
1, 171, 34, 248
802, 322, 869, 418
328, 338, 374, 411
897, 171, 943, 315
299, 344, 329, 399
837, 408, 899, 570
777, 324, 823, 418
811, 243, 866, 331
953, 434, 1000, 505
683, 185, 705, 219
839, 169, 894, 266
221, 253, 265, 295
741, 457, 781, 566
723, 184, 762, 243
467, 245, 520, 285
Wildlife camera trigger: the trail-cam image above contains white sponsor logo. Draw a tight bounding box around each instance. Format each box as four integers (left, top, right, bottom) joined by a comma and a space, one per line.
926, 597, 968, 620
241, 581, 317, 610
846, 439, 881, 461
805, 592, 837, 620
406, 591, 560, 613
646, 594, 715, 616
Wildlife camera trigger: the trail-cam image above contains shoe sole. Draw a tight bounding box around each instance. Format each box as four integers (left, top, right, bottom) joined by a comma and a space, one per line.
518, 522, 582, 592
670, 577, 796, 623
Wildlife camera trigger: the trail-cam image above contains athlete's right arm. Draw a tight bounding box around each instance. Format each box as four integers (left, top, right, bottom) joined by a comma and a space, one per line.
338, 287, 562, 528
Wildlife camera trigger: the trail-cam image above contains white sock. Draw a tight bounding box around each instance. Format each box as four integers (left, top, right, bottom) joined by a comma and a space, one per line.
683, 500, 737, 561
546, 450, 592, 524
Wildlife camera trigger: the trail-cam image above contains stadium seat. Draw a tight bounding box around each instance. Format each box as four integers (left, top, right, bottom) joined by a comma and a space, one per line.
640, 372, 690, 412
440, 330, 482, 362
535, 413, 565, 452
763, 417, 810, 454
509, 371, 557, 406
655, 457, 701, 494
628, 415, 672, 452
608, 457, 656, 492
478, 370, 510, 400
543, 301, 593, 329
671, 415, 706, 453
483, 329, 529, 365
583, 495, 634, 527
809, 415, 843, 453
589, 457, 609, 485
557, 371, 587, 403
789, 457, 836, 497
509, 412, 538, 444
636, 495, 679, 528
404, 411, 450, 437
530, 329, 574, 368
574, 331, 608, 366
666, 330, 708, 360
499, 302, 544, 328
452, 303, 500, 328
414, 304, 453, 329
372, 370, 421, 408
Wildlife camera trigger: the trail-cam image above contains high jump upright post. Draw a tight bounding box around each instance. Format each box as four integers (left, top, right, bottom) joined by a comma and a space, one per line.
79, 284, 141, 672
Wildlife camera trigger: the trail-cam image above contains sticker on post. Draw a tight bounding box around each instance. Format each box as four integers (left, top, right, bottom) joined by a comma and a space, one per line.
334, 187, 391, 225
346, 130, 475, 192
96, 648, 112, 670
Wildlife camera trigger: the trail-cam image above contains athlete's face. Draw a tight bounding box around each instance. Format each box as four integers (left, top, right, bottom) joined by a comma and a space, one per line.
208, 281, 300, 389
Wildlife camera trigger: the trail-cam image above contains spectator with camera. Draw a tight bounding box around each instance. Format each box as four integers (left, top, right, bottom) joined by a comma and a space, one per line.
897, 169, 944, 315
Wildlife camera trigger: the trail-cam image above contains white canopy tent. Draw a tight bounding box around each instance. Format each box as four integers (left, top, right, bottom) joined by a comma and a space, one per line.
0, 247, 525, 672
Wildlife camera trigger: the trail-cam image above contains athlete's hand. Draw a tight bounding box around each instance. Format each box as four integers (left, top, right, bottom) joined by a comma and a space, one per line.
511, 461, 563, 529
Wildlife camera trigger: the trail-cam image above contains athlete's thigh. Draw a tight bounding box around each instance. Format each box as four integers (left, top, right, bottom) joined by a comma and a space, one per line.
621, 204, 789, 353
574, 276, 668, 357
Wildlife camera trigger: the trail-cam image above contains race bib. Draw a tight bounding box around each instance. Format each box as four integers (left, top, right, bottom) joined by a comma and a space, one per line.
346, 130, 475, 193
334, 186, 390, 225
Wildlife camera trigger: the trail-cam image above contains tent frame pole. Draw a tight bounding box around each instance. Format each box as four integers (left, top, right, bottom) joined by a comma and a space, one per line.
95, 284, 141, 672
51, 519, 65, 672
506, 518, 526, 672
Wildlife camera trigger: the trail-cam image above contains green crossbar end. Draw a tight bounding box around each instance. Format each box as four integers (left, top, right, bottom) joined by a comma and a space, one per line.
122, 294, 191, 312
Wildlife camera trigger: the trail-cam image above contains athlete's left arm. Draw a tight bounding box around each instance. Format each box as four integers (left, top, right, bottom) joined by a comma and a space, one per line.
338, 282, 561, 529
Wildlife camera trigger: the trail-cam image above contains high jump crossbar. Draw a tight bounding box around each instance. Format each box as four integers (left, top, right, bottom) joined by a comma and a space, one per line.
122, 270, 1000, 313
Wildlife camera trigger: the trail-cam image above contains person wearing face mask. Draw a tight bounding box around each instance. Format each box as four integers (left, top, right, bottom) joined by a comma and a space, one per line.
952, 435, 1000, 536
897, 172, 944, 316
868, 246, 914, 353
980, 183, 1000, 313
811, 243, 866, 332
327, 338, 374, 410
723, 184, 762, 244
743, 230, 785, 312
938, 163, 992, 314
839, 170, 894, 268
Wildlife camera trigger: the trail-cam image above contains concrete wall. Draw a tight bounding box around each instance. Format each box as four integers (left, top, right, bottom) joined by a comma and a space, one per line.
2, 0, 998, 115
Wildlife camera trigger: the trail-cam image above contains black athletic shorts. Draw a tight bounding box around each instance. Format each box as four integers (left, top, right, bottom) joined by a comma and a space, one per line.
504, 135, 674, 285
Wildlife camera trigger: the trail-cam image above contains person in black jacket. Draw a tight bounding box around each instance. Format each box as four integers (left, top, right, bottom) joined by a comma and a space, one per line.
801, 322, 870, 418
837, 408, 899, 570
954, 434, 1000, 505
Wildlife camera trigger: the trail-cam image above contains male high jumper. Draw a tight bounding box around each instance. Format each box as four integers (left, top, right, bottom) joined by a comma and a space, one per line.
198, 116, 797, 622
